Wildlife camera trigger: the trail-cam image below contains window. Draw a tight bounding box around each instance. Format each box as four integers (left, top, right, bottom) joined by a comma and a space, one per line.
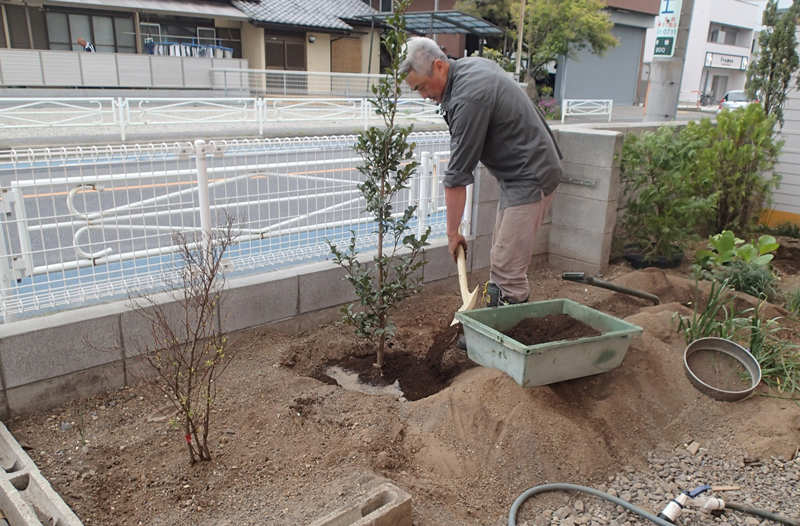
197, 27, 216, 47
708, 29, 719, 43
265, 37, 305, 70
216, 28, 241, 58
44, 10, 136, 53
6, 5, 31, 49
2, 5, 47, 49
381, 0, 392, 12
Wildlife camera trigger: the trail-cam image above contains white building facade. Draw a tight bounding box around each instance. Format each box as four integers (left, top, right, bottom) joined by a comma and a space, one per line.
644, 0, 760, 105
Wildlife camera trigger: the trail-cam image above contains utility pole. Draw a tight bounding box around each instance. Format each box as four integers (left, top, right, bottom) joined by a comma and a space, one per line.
515, 0, 526, 78
643, 0, 695, 121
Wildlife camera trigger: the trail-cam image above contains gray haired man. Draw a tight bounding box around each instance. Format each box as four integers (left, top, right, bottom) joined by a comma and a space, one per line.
400, 38, 563, 347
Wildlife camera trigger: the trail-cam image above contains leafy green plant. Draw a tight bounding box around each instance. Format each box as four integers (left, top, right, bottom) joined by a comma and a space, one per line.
695, 230, 780, 268
674, 276, 749, 345
327, 1, 430, 371
742, 300, 800, 394
720, 260, 779, 301
686, 105, 783, 234
618, 125, 717, 259
693, 230, 780, 299
473, 47, 515, 72
785, 286, 800, 316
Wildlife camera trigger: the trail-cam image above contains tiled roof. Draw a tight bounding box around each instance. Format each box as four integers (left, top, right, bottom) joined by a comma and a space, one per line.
232, 0, 378, 31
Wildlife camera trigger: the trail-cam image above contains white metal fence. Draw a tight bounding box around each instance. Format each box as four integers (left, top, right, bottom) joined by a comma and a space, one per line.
561, 100, 614, 123
0, 133, 456, 322
0, 97, 443, 141
211, 68, 419, 99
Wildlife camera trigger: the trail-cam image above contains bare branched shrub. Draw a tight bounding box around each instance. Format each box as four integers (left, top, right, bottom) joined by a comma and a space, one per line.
130, 214, 238, 465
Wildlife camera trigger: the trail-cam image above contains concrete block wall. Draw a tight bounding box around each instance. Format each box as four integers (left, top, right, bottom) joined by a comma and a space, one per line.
546, 128, 623, 274
0, 125, 639, 419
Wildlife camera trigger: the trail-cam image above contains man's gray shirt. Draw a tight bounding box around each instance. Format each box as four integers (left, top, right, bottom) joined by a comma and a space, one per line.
440, 57, 563, 209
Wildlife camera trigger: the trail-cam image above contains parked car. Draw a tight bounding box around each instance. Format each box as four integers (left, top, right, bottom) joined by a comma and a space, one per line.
717, 90, 758, 113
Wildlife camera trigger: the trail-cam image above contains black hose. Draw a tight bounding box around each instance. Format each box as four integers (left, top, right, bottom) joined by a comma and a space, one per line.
726, 502, 800, 526
508, 483, 675, 526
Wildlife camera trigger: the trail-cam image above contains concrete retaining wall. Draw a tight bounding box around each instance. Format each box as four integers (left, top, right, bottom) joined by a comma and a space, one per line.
0, 125, 647, 419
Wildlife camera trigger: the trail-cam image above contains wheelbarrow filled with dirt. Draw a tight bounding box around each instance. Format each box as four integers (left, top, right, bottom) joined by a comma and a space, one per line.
454, 299, 643, 388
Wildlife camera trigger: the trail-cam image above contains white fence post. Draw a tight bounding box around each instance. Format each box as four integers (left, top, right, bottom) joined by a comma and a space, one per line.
417, 151, 431, 238
257, 98, 264, 135
363, 98, 369, 130
116, 97, 127, 141
0, 205, 18, 323
194, 140, 213, 252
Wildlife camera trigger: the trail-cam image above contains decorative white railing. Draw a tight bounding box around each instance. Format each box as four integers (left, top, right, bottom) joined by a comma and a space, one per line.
0, 133, 457, 322
211, 68, 419, 99
0, 98, 120, 129
0, 97, 443, 141
561, 99, 614, 123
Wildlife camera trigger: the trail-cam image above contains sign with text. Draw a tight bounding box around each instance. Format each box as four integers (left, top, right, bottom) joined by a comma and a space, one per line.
654, 0, 683, 57
704, 52, 749, 71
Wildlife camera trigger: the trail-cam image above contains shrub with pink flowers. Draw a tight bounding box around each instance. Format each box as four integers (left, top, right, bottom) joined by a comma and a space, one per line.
537, 97, 560, 120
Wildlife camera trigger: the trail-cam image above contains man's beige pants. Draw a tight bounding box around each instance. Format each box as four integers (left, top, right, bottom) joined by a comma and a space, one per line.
489, 190, 556, 304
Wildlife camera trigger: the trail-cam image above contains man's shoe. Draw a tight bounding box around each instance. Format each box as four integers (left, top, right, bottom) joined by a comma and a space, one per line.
487, 282, 504, 307
457, 336, 467, 350
487, 282, 529, 307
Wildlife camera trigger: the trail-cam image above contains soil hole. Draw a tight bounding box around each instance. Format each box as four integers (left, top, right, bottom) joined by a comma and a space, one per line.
502, 314, 602, 346
314, 325, 475, 401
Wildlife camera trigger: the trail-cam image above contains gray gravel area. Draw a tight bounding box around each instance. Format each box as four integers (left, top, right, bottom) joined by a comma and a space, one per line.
516, 440, 800, 526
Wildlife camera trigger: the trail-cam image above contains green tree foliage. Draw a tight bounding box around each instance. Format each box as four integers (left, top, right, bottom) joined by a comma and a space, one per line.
456, 0, 515, 49
520, 0, 617, 83
746, 0, 800, 128
327, 1, 429, 370
457, 0, 617, 90
687, 105, 783, 234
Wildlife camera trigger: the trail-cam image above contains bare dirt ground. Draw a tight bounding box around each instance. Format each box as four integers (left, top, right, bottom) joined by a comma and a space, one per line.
7, 237, 800, 526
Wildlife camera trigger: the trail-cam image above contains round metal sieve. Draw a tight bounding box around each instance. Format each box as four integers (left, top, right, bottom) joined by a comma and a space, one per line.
683, 337, 761, 402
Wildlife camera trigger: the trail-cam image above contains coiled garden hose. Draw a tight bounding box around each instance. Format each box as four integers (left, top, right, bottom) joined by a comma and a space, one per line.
508, 483, 800, 526
508, 483, 675, 526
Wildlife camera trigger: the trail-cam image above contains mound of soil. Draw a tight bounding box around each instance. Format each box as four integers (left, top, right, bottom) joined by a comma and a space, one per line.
5, 263, 800, 526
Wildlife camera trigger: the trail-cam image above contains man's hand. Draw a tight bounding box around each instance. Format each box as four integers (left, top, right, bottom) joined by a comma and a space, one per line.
444, 185, 468, 262
448, 232, 468, 262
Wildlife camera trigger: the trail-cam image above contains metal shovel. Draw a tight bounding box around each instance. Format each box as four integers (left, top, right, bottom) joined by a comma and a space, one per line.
451, 245, 480, 326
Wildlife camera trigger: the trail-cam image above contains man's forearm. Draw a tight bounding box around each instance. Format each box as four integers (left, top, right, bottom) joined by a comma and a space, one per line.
444, 185, 467, 237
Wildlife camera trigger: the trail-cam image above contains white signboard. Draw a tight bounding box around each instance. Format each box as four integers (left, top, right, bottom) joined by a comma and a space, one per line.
654, 0, 683, 57
704, 52, 749, 71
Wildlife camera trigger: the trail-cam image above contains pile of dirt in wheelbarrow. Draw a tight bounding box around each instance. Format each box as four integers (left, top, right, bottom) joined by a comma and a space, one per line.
6, 263, 800, 526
